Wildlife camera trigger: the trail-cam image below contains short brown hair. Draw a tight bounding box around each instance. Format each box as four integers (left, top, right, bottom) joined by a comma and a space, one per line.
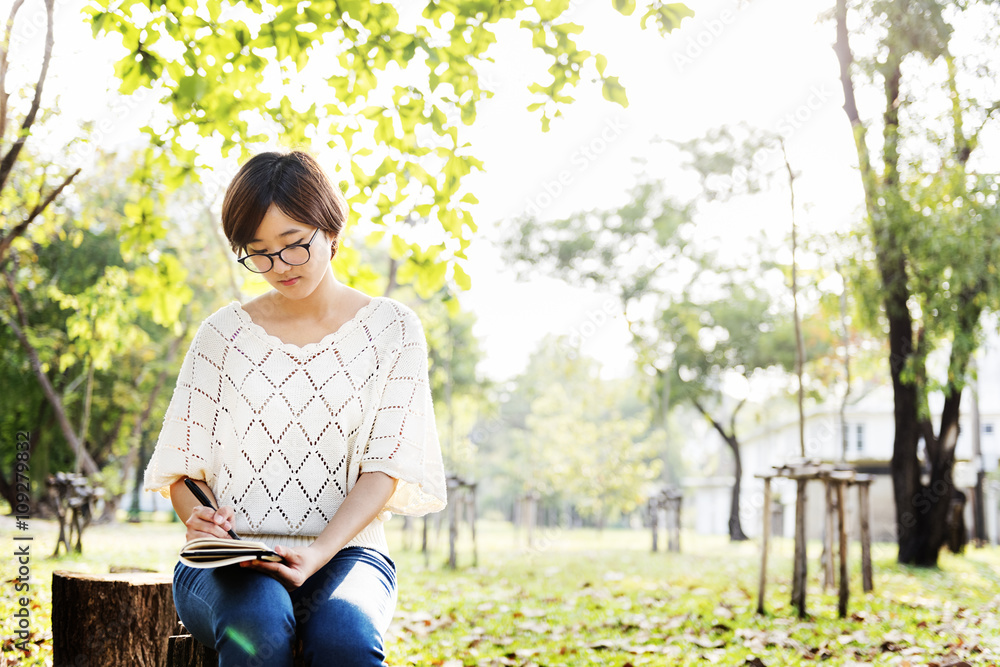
221, 150, 347, 255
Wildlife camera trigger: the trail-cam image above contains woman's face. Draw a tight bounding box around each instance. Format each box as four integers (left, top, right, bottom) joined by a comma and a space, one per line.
244, 204, 334, 298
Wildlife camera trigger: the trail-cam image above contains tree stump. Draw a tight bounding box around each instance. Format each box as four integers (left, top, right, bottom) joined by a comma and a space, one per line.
166, 632, 217, 667
52, 570, 176, 667
167, 625, 307, 667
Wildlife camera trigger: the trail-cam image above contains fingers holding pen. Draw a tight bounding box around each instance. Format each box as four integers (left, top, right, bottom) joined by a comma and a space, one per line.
211, 505, 236, 532
186, 505, 236, 541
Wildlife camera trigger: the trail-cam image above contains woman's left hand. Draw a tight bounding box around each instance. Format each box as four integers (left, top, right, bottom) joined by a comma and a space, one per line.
239, 544, 327, 591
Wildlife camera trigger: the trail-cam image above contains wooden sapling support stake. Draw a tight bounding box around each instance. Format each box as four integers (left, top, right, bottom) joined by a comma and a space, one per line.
756, 475, 773, 615
791, 476, 808, 618
857, 475, 874, 593
833, 473, 851, 618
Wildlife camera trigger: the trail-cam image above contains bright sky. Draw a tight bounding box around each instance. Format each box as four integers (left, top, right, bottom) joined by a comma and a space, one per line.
18, 0, 864, 383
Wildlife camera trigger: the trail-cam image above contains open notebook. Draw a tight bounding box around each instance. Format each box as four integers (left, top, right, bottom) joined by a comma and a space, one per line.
179, 537, 285, 569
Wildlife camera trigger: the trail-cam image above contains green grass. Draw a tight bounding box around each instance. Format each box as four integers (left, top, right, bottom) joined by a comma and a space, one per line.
2, 512, 998, 666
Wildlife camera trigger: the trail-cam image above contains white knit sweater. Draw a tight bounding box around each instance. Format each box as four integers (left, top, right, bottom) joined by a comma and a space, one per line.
143, 296, 447, 556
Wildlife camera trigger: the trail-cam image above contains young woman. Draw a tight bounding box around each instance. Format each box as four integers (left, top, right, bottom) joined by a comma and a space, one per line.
143, 150, 447, 667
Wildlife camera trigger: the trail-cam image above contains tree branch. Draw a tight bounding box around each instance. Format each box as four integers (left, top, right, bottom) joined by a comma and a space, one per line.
0, 0, 25, 144
968, 100, 1000, 153
730, 396, 747, 437
0, 167, 81, 268
692, 397, 732, 444
938, 292, 982, 465
834, 0, 877, 215
0, 0, 53, 192
946, 56, 972, 166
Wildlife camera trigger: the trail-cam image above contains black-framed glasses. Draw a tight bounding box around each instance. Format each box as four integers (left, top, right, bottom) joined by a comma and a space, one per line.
237, 228, 321, 274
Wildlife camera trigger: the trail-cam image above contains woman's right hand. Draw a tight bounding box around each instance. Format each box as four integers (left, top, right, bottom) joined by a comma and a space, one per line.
185, 505, 236, 542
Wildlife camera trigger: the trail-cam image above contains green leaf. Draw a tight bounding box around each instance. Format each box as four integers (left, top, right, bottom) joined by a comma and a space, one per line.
453, 263, 472, 290
612, 0, 636, 16
602, 76, 628, 107
640, 3, 695, 34
175, 75, 210, 106
390, 235, 410, 259
595, 53, 608, 77
461, 102, 476, 125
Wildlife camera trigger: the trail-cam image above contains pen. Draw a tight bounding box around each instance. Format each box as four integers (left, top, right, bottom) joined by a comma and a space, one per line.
184, 477, 241, 540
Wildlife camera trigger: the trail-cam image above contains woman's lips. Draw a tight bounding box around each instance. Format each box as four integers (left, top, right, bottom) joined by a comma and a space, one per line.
279, 277, 300, 286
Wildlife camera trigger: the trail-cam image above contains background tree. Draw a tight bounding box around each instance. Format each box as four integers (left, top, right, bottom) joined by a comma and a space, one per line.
664, 275, 803, 540
84, 0, 694, 300
3, 0, 694, 517
501, 175, 694, 485
418, 288, 491, 478
479, 335, 662, 529
0, 150, 218, 516
502, 157, 825, 540
833, 0, 1000, 566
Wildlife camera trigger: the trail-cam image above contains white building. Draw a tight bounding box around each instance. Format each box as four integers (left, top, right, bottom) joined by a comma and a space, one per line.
683, 339, 1000, 545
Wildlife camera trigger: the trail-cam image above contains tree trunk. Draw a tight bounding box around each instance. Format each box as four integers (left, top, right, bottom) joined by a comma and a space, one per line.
970, 364, 987, 545
385, 256, 397, 296
836, 261, 851, 461
781, 139, 806, 458
52, 570, 176, 667
833, 0, 970, 567
724, 435, 748, 541
692, 399, 748, 541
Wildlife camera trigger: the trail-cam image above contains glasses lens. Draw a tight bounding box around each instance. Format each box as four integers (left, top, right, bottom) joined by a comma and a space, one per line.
280, 245, 310, 266
247, 254, 272, 273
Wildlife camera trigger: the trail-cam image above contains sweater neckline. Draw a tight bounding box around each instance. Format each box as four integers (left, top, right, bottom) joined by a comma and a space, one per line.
229, 296, 384, 352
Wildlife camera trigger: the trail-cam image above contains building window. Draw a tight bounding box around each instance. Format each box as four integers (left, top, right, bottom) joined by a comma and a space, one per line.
855, 423, 865, 453
984, 423, 994, 436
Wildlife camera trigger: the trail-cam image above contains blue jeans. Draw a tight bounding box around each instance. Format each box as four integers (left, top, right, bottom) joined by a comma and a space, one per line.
173, 546, 397, 667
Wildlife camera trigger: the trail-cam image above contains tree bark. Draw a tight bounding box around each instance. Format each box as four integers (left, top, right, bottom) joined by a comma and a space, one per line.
52, 571, 177, 667
693, 398, 748, 541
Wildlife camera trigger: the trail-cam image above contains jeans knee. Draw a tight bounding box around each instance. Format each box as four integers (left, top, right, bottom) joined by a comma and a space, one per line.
301, 600, 384, 666
218, 602, 296, 663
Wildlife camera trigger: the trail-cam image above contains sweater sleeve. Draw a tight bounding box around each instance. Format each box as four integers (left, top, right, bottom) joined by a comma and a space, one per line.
359, 307, 447, 516
143, 320, 225, 500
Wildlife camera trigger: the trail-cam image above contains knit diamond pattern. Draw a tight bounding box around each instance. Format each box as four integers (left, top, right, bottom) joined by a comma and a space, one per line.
143, 296, 447, 551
